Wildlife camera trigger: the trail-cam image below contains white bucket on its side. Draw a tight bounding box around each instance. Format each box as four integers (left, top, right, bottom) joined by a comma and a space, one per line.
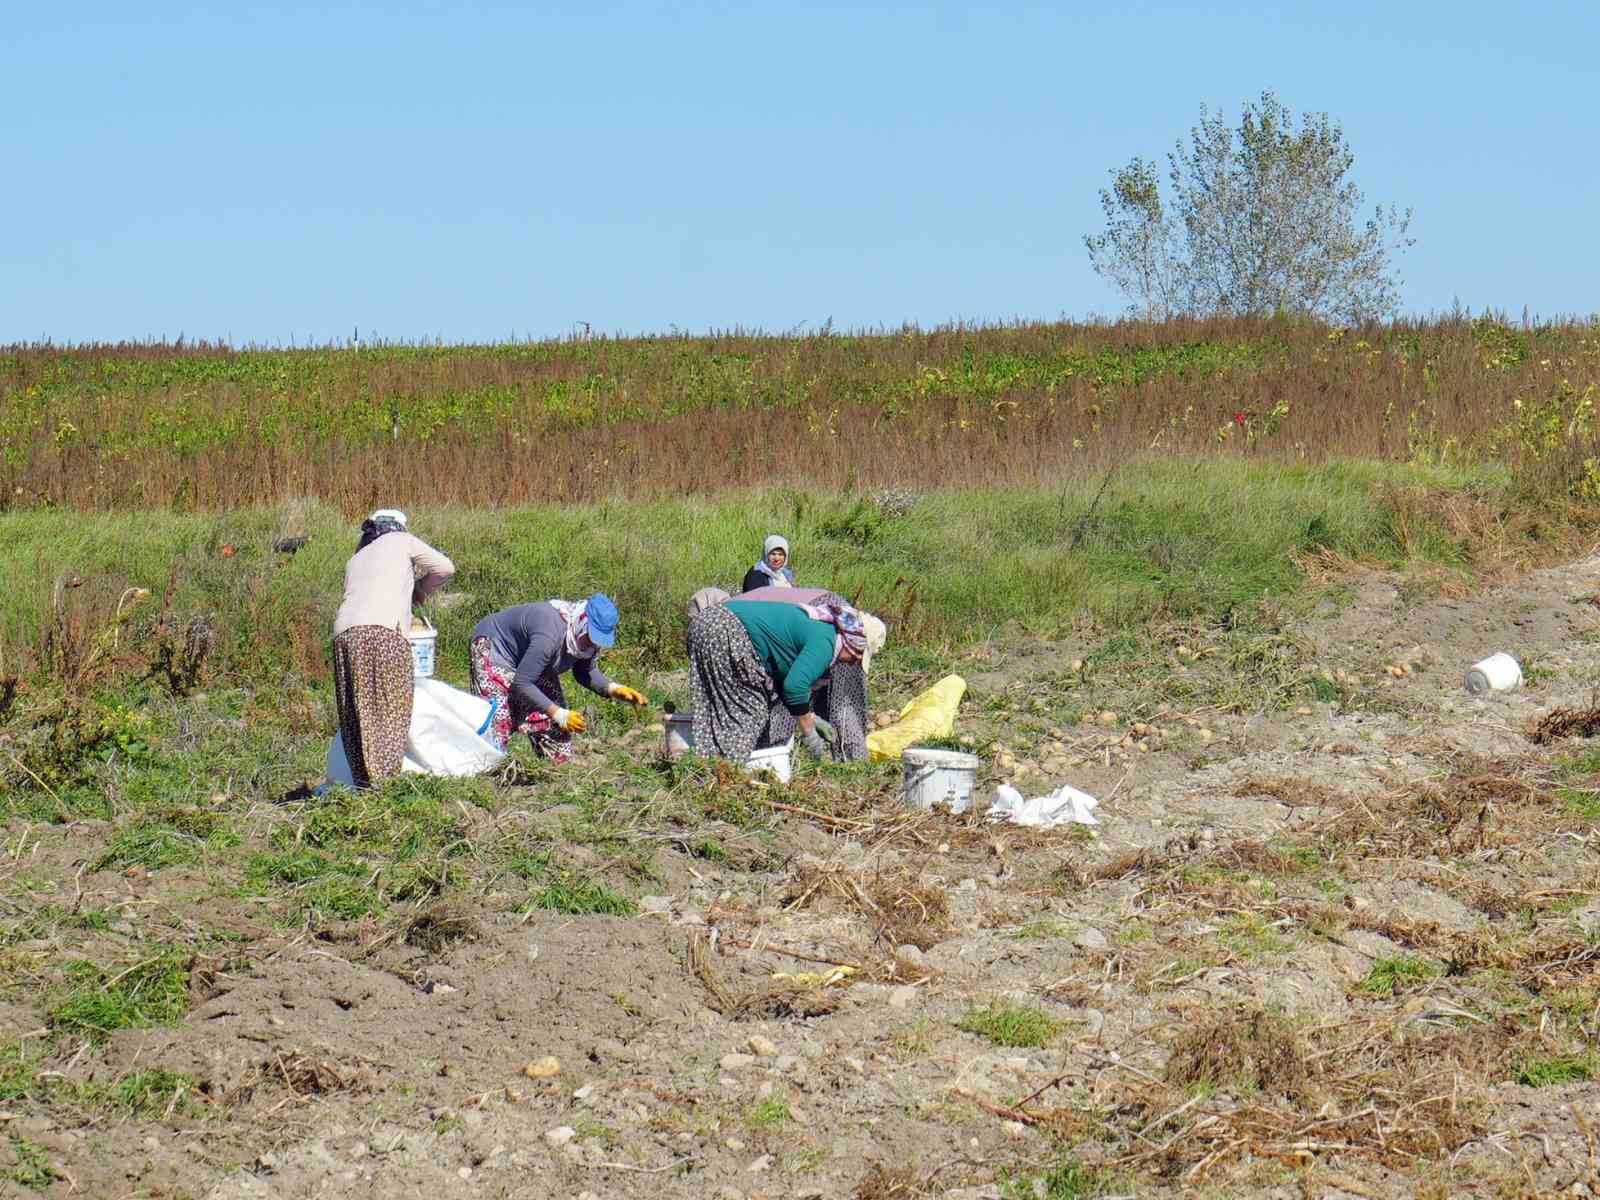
406, 614, 438, 679
902, 747, 980, 812
1464, 652, 1521, 694
746, 741, 793, 784
664, 713, 694, 758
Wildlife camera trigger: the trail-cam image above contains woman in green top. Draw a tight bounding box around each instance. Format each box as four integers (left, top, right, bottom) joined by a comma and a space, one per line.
686, 598, 867, 764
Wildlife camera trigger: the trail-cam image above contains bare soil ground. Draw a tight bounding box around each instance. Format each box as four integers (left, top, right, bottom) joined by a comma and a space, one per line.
8, 553, 1600, 1199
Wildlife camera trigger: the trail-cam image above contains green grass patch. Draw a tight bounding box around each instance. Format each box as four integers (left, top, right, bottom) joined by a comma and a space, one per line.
1009, 920, 1071, 941
49, 951, 191, 1042
1357, 954, 1440, 996
997, 1154, 1112, 1199
4, 1135, 59, 1190
1556, 787, 1600, 821
0, 1045, 41, 1103
1217, 913, 1298, 959
524, 873, 636, 917
245, 776, 485, 919
746, 1096, 791, 1130
956, 1001, 1063, 1048
1113, 920, 1154, 946
688, 837, 729, 863
93, 809, 238, 872
109, 1068, 200, 1117
1513, 1054, 1595, 1087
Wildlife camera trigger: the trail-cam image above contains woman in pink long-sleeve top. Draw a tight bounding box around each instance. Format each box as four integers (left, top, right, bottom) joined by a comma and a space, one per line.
330, 509, 454, 787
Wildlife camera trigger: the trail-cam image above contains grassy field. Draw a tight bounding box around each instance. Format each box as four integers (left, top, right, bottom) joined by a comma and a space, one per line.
3, 315, 1598, 509
0, 457, 1568, 689
4, 319, 1600, 1198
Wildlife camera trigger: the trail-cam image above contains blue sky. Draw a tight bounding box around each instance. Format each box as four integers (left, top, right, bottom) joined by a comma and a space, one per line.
4, 1, 1596, 344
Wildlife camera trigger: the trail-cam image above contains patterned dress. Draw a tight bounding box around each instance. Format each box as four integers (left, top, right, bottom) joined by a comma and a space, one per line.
810, 590, 869, 762
468, 636, 573, 763
331, 626, 414, 787
816, 659, 869, 761
686, 605, 793, 763
686, 592, 871, 763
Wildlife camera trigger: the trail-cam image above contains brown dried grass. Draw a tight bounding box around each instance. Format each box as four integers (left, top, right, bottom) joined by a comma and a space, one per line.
403, 900, 480, 954
1164, 1007, 1307, 1096
1528, 700, 1600, 745
782, 861, 952, 950
685, 931, 843, 1020
227, 1049, 365, 1107
1122, 1010, 1532, 1181
852, 1163, 927, 1200
8, 315, 1600, 512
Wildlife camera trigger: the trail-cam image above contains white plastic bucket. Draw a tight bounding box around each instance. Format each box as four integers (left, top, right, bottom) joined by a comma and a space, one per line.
664, 713, 694, 758
662, 717, 790, 781
406, 615, 437, 679
902, 747, 980, 812
746, 741, 793, 783
1464, 652, 1521, 694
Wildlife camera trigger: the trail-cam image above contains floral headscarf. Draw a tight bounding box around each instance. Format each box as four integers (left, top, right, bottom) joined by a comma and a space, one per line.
801, 602, 868, 658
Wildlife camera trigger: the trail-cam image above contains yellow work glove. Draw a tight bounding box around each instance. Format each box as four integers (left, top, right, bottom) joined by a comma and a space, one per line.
551, 707, 586, 733
609, 684, 648, 706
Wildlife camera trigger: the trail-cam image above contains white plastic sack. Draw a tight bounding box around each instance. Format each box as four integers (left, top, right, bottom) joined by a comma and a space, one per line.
988, 782, 1100, 828
325, 678, 504, 787
406, 678, 504, 776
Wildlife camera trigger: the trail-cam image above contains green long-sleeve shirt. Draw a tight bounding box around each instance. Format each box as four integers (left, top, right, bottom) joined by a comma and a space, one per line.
725, 600, 835, 715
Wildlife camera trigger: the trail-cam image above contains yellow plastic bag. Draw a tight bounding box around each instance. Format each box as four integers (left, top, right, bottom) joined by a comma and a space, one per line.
866, 674, 968, 761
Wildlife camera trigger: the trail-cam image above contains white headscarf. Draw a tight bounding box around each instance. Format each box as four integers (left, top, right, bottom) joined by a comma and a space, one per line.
751, 534, 795, 587
862, 612, 887, 672
548, 599, 593, 658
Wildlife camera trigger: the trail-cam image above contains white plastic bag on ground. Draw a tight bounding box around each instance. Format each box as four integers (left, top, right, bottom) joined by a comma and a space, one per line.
406, 678, 504, 775
324, 678, 504, 787
988, 782, 1099, 828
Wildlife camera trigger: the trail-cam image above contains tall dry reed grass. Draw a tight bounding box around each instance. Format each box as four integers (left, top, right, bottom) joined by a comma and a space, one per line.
3, 315, 1597, 511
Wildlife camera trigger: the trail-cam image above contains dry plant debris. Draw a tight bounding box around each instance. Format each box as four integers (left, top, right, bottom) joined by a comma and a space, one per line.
1528, 700, 1600, 744
227, 1049, 365, 1108
685, 932, 842, 1020
782, 862, 952, 950
403, 901, 480, 954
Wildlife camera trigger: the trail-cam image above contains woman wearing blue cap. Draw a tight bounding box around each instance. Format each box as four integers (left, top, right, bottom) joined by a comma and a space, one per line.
468, 594, 646, 762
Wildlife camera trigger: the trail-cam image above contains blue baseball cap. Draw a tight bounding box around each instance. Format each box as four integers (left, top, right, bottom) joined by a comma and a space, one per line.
585, 593, 619, 648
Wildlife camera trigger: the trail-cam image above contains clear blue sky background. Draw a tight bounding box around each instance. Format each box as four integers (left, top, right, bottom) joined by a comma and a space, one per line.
4, 1, 1596, 344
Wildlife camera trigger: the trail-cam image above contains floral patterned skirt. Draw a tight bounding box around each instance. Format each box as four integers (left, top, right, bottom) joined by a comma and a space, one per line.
468, 636, 573, 763
331, 626, 414, 788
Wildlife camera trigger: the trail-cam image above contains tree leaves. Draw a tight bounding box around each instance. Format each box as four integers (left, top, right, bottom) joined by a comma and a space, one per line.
1085, 91, 1413, 323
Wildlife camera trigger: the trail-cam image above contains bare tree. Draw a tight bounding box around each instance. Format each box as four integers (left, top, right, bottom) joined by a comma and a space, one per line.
1086, 92, 1413, 323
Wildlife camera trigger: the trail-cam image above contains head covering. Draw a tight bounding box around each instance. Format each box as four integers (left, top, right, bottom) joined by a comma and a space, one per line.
548, 593, 618, 655
357, 508, 409, 551
688, 587, 731, 618
751, 534, 796, 587
585, 593, 619, 648
861, 612, 887, 671
801, 602, 868, 660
